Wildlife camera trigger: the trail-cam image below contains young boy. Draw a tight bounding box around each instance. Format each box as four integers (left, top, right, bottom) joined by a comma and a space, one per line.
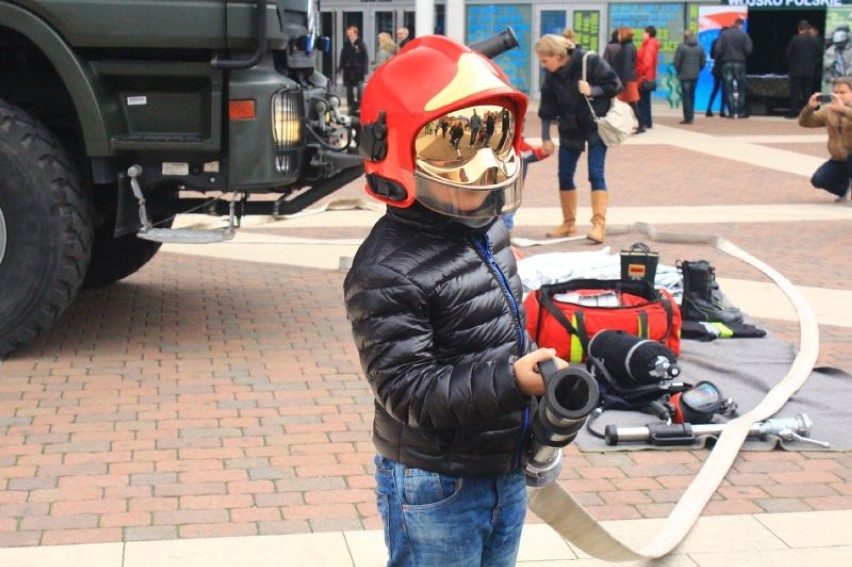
343, 36, 566, 566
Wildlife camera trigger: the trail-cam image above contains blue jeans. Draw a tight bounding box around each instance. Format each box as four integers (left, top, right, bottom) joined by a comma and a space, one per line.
722, 62, 747, 116
811, 156, 852, 197
558, 142, 608, 190
374, 455, 527, 567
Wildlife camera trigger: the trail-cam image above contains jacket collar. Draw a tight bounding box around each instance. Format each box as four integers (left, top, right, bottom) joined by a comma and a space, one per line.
385, 202, 498, 237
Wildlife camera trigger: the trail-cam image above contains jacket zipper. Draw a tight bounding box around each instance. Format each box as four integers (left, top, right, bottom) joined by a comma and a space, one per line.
472, 235, 530, 470
513, 406, 530, 470
472, 235, 525, 352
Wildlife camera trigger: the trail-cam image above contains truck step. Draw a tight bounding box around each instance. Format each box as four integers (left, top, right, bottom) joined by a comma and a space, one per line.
126, 164, 238, 244
137, 227, 235, 244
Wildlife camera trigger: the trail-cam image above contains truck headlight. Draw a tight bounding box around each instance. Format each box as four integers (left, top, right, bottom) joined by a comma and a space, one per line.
272, 90, 305, 174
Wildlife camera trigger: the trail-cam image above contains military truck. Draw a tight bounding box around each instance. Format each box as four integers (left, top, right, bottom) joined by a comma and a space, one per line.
0, 0, 363, 357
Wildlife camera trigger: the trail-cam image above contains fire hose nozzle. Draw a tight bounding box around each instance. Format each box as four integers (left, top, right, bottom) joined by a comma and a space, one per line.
604, 413, 829, 448
756, 413, 829, 448
525, 361, 599, 487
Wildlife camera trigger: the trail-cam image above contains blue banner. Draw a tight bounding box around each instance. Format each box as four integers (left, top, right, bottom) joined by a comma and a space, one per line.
467, 4, 533, 94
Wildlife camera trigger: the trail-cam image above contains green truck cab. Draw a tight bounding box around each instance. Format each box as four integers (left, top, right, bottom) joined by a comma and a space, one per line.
0, 0, 362, 356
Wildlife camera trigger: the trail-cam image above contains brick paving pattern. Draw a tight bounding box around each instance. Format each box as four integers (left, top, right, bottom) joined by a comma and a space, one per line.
0, 111, 849, 548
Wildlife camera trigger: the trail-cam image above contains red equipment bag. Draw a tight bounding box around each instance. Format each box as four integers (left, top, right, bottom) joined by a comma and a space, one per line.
524, 278, 681, 362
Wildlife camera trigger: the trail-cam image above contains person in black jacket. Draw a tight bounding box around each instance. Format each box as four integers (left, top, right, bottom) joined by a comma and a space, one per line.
674, 29, 707, 124
338, 26, 369, 112
715, 18, 753, 118
787, 20, 823, 118
611, 27, 641, 133
535, 34, 622, 243
344, 35, 567, 567
706, 29, 729, 118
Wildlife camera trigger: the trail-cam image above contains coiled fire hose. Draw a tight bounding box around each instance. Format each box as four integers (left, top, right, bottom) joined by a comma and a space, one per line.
525, 223, 820, 561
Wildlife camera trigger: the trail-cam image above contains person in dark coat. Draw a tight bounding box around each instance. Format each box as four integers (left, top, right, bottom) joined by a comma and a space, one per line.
396, 26, 411, 49
483, 111, 496, 146
706, 28, 729, 117
787, 20, 823, 117
338, 26, 369, 112
449, 119, 464, 150
535, 34, 622, 243
674, 29, 707, 124
612, 27, 641, 132
602, 29, 620, 66
344, 34, 567, 566
714, 18, 753, 118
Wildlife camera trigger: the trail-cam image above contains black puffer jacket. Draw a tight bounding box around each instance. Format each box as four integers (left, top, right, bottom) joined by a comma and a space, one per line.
539, 49, 622, 151
343, 203, 534, 477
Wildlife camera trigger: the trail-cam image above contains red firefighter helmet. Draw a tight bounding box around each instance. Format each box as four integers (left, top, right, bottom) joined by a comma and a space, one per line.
359, 35, 528, 221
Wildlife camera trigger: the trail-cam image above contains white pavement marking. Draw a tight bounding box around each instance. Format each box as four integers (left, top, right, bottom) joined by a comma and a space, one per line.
719, 278, 852, 328
0, 542, 124, 567
169, 202, 851, 233
3, 511, 849, 566
613, 125, 826, 177
123, 533, 354, 567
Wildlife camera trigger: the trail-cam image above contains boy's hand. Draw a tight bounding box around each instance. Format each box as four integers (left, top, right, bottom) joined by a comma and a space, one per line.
513, 348, 568, 396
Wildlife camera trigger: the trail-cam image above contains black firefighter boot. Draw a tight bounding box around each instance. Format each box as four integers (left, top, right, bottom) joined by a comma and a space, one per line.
680, 260, 744, 324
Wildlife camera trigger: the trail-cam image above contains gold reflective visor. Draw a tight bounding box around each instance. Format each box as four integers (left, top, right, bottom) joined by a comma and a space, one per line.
415, 104, 516, 166
412, 104, 521, 220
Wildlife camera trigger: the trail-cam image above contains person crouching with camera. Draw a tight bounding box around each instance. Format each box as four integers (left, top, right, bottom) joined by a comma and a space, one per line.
798, 77, 852, 203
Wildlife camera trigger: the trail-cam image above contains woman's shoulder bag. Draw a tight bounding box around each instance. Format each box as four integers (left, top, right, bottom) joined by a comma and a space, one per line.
582, 52, 636, 147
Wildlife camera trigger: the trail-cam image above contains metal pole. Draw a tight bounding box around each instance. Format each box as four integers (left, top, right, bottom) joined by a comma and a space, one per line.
414, 0, 435, 39
445, 0, 465, 43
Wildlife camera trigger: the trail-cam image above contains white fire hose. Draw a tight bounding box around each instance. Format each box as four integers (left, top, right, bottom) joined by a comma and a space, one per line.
525, 223, 820, 561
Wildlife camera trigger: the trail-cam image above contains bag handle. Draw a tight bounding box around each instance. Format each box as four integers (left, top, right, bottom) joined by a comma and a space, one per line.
626, 242, 652, 254
541, 278, 656, 303
537, 291, 591, 355
581, 52, 599, 122
537, 290, 580, 337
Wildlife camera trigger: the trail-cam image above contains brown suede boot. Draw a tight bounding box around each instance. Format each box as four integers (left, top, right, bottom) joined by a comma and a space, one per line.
546, 191, 578, 238
586, 190, 608, 243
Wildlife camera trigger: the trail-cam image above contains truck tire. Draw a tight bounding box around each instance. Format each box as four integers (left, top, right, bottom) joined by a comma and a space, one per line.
82, 211, 171, 289
0, 100, 93, 358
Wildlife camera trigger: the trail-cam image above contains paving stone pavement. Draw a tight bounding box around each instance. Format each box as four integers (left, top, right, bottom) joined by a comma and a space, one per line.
0, 103, 850, 564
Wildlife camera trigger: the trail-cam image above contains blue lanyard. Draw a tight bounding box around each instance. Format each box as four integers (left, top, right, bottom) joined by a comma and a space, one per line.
473, 235, 525, 353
